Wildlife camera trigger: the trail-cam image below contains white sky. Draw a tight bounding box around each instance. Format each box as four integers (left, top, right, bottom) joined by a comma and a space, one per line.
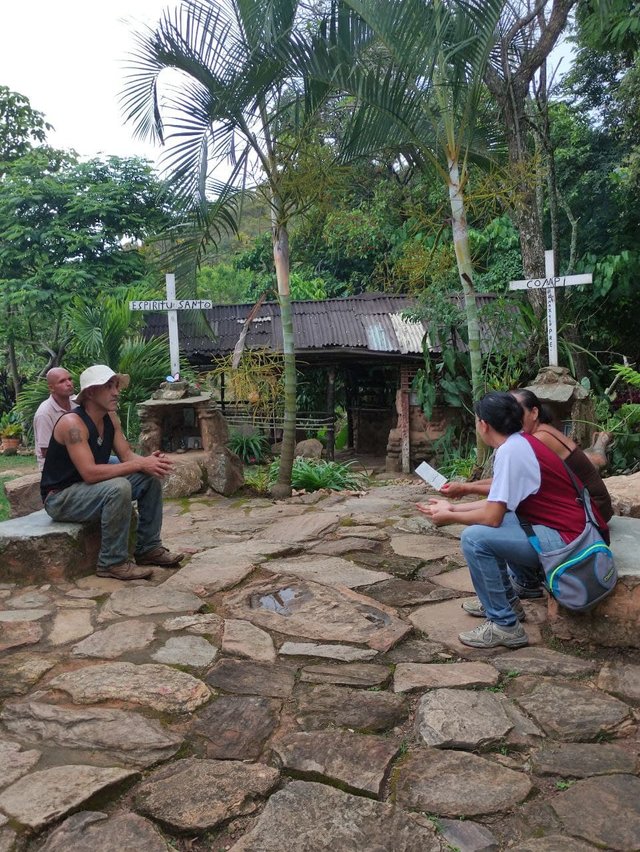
2, 2, 574, 175
1, 0, 170, 168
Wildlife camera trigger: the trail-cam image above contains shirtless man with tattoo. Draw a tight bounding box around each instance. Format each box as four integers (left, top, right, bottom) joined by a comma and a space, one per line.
40, 364, 183, 580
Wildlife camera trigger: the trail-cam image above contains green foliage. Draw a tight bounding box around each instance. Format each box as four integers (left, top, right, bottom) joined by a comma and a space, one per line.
268, 458, 368, 492
0, 147, 176, 397
0, 86, 51, 165
592, 364, 640, 473
335, 423, 349, 451
196, 264, 255, 304
15, 378, 51, 442
0, 409, 22, 439
227, 431, 270, 465
431, 426, 477, 480
412, 345, 472, 422
242, 464, 271, 495
66, 291, 171, 441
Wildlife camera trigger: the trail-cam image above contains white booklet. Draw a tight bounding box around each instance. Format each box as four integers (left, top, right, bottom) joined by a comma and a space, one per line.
415, 461, 448, 492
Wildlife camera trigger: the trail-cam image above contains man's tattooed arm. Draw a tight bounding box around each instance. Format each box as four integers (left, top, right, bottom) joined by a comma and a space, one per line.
68, 428, 83, 445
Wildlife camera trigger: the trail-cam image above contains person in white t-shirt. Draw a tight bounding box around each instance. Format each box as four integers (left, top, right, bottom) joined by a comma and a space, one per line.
416, 392, 599, 650
33, 368, 77, 472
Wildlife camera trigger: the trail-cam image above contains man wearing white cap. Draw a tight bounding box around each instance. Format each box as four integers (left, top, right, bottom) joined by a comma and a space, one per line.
40, 364, 184, 581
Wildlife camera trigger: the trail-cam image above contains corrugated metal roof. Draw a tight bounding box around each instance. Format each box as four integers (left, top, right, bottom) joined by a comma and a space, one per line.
142, 291, 507, 360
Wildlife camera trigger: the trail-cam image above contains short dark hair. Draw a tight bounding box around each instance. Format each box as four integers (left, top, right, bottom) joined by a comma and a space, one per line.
510, 389, 552, 424
474, 391, 523, 435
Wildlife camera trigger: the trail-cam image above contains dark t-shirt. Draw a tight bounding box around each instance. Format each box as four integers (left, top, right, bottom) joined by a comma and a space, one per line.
40, 407, 114, 501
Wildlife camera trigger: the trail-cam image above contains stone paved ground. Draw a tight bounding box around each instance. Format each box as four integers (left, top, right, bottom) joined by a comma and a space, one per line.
1, 481, 640, 851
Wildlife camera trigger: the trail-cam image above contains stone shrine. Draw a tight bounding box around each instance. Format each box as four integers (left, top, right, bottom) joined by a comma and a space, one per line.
138, 381, 229, 455
137, 382, 244, 498
525, 366, 595, 447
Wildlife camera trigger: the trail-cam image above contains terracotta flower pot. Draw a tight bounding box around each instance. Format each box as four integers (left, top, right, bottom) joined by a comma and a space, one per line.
1, 437, 20, 455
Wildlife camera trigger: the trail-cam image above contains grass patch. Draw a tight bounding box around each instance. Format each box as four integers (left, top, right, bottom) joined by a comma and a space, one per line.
0, 454, 37, 473
0, 457, 37, 522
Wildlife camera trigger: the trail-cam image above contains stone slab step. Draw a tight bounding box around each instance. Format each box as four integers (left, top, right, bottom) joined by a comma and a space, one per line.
0, 510, 100, 585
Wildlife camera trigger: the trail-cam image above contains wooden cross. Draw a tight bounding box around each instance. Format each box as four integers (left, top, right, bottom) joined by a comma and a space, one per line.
129, 274, 213, 375
509, 251, 592, 366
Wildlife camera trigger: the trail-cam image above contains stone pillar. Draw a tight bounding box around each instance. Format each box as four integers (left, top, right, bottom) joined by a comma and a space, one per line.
198, 405, 229, 452
138, 407, 162, 455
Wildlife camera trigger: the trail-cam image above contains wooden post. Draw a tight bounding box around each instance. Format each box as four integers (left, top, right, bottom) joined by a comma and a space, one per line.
400, 366, 410, 474
326, 365, 336, 461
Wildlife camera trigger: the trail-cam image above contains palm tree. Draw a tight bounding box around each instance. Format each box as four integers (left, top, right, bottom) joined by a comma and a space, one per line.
120, 0, 330, 497
321, 0, 507, 406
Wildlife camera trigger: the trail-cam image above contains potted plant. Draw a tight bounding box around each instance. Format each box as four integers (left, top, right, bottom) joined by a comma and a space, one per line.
0, 411, 23, 455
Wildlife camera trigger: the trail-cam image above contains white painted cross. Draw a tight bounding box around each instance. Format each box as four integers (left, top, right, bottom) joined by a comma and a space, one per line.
129, 273, 213, 375
508, 250, 592, 367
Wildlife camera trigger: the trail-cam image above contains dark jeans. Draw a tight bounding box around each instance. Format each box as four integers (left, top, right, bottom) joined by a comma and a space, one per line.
44, 473, 163, 569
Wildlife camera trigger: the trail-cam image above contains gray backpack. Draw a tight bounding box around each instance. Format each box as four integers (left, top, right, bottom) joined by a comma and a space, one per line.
518, 465, 616, 612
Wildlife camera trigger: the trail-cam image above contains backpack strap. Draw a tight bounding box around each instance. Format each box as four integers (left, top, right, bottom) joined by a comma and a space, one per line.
517, 516, 543, 554
517, 460, 599, 549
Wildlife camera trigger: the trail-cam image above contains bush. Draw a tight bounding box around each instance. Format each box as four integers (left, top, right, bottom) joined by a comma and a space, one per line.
268, 458, 368, 492
0, 409, 23, 440
227, 430, 270, 464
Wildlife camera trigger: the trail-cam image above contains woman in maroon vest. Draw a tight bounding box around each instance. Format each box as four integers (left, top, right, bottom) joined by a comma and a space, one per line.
417, 391, 608, 649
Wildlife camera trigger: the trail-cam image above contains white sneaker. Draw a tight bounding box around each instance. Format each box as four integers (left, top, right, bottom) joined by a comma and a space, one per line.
459, 619, 528, 649
461, 597, 526, 622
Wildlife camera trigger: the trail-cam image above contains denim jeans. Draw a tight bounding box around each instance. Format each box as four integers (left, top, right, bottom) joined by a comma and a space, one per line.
460, 511, 564, 626
44, 473, 163, 569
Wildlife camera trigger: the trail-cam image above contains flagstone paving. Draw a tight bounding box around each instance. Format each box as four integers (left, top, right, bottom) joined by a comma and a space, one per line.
0, 483, 639, 851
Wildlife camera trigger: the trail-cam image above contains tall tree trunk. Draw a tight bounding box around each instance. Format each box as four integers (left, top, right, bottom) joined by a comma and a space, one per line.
447, 157, 482, 401
7, 338, 21, 400
447, 156, 487, 464
270, 209, 296, 499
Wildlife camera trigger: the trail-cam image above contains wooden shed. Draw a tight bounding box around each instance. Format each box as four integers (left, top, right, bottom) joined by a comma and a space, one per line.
143, 291, 503, 471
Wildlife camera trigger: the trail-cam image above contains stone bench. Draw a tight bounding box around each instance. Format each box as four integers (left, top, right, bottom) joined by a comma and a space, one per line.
546, 516, 640, 649
0, 510, 101, 585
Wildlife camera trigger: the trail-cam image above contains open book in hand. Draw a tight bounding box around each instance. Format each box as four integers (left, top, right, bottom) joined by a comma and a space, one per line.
415, 461, 448, 492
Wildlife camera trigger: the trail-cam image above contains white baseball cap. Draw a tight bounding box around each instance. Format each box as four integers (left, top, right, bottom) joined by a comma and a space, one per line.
74, 365, 130, 404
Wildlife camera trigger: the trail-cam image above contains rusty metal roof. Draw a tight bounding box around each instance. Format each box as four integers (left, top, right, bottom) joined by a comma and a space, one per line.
143, 291, 505, 361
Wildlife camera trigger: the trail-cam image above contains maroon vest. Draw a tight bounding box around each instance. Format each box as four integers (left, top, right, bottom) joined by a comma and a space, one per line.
518, 434, 607, 543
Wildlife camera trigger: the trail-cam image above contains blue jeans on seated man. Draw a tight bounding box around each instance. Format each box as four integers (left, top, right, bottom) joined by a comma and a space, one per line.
44, 473, 162, 570
460, 512, 564, 627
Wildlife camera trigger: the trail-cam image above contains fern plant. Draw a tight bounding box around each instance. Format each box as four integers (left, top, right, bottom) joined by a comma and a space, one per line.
268, 458, 368, 492
596, 363, 640, 473
227, 431, 270, 465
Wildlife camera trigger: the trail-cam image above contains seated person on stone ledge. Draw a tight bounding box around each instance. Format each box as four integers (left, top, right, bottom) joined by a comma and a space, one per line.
33, 366, 77, 472
40, 364, 184, 581
416, 391, 609, 650
439, 387, 613, 600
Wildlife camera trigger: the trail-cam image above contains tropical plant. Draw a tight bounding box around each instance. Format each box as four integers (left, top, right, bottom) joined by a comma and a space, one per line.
431, 425, 477, 480
268, 457, 368, 492
322, 0, 507, 439
227, 430, 270, 464
243, 463, 272, 495
0, 409, 22, 440
121, 0, 337, 496
593, 362, 640, 473
201, 349, 284, 424
65, 292, 171, 440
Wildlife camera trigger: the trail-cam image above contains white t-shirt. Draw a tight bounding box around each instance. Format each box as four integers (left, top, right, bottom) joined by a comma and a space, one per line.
33, 397, 78, 471
488, 432, 541, 511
